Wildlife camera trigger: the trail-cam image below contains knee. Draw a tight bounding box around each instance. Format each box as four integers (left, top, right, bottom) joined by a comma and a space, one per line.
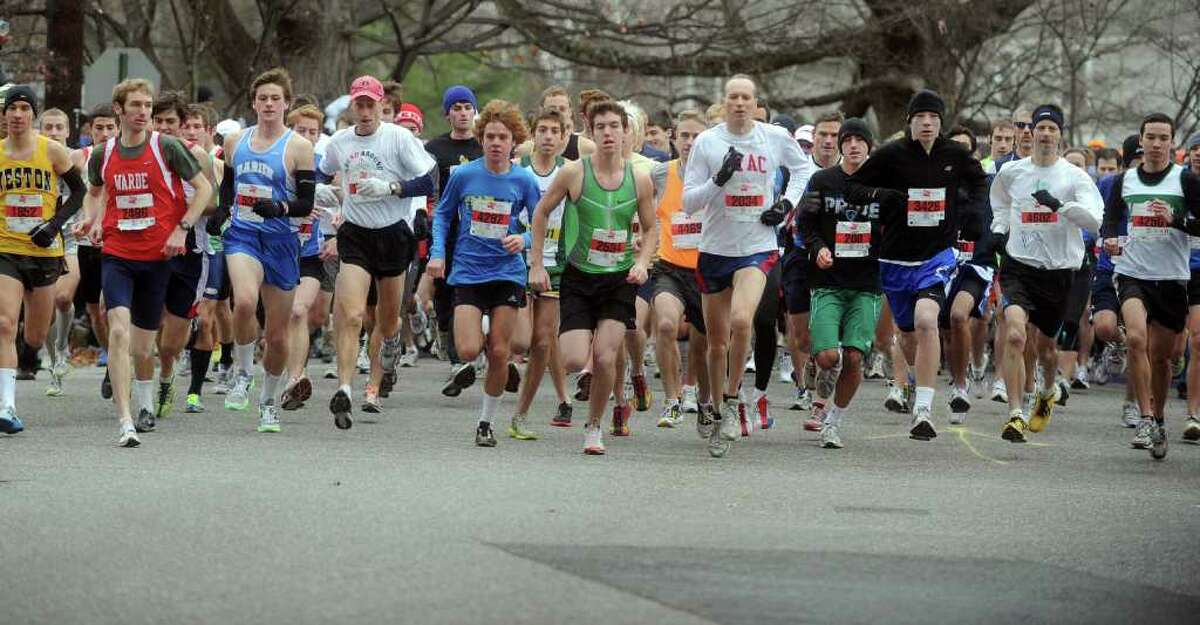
129, 337, 152, 361
949, 308, 970, 329
487, 343, 510, 367
0, 314, 17, 339
815, 349, 840, 370
1125, 329, 1147, 353
54, 292, 72, 310
233, 296, 257, 319
729, 313, 753, 338
562, 351, 588, 373
592, 347, 617, 373
655, 317, 678, 342
1005, 325, 1026, 351
844, 350, 864, 372
337, 306, 365, 329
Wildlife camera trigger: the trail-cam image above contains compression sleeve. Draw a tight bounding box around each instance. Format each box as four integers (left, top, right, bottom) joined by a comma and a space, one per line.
1100, 175, 1125, 239
396, 169, 435, 198
51, 167, 87, 226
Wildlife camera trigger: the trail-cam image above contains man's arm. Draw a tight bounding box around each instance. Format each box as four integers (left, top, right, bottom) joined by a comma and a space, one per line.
681, 135, 722, 215
776, 130, 814, 208
632, 168, 658, 270
1100, 175, 1126, 239
957, 151, 989, 241
1058, 168, 1103, 234
529, 161, 580, 271
430, 168, 462, 263
189, 144, 218, 212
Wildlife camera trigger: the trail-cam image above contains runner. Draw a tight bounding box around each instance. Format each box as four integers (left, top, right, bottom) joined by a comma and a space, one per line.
430, 99, 541, 446
511, 107, 573, 433
1184, 132, 1200, 442
219, 68, 316, 432
0, 87, 86, 435
989, 105, 1102, 443
980, 120, 1015, 174
83, 78, 212, 446
682, 75, 813, 457
37, 107, 78, 398
1101, 112, 1200, 460
845, 89, 988, 441
528, 98, 658, 455
796, 117, 880, 449
318, 75, 435, 429
649, 110, 713, 432
517, 86, 596, 160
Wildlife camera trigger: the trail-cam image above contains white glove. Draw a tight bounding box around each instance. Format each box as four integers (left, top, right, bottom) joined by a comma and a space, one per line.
355, 177, 392, 198
315, 183, 340, 208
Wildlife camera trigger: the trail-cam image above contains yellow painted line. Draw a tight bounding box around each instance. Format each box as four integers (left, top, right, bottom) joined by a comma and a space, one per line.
954, 427, 1008, 465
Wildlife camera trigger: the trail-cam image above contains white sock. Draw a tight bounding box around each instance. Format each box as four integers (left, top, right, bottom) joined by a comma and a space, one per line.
234, 342, 255, 376
825, 404, 844, 426
338, 383, 352, 401
134, 379, 155, 414
261, 372, 284, 406
479, 391, 501, 425
914, 386, 934, 412
0, 368, 15, 410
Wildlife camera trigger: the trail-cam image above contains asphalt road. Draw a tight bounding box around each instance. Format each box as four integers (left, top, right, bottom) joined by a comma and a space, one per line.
2, 354, 1198, 624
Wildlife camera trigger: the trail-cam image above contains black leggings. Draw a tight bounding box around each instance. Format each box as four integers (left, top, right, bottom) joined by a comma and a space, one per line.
753, 264, 782, 391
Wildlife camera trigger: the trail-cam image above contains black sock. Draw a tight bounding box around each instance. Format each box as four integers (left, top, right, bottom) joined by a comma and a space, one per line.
189, 348, 211, 395
220, 342, 233, 367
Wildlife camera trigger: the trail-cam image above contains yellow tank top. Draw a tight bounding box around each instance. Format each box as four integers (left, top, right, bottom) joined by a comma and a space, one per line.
0, 135, 61, 256
656, 160, 700, 269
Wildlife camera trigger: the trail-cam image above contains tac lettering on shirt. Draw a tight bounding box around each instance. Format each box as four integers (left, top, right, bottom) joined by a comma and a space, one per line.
669, 212, 702, 250
1129, 199, 1171, 240
467, 196, 512, 240
588, 228, 628, 268
834, 221, 870, 258
906, 188, 945, 227
235, 182, 271, 224
4, 193, 42, 233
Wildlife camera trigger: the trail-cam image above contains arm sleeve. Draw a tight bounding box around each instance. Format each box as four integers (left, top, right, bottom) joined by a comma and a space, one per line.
161, 136, 202, 181
1058, 169, 1103, 234
650, 161, 668, 198
776, 131, 814, 206
220, 163, 235, 212
51, 167, 86, 226
799, 181, 828, 256
1100, 176, 1126, 239
681, 135, 722, 215
286, 170, 316, 218
87, 148, 105, 187
397, 168, 435, 198
989, 167, 1012, 235
430, 169, 461, 261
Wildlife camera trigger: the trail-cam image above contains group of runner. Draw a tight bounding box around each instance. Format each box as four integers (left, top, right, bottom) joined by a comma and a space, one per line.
0, 68, 1195, 460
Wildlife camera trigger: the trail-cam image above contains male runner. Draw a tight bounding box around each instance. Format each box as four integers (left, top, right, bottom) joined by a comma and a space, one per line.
319, 75, 435, 429
219, 68, 316, 432
1183, 134, 1200, 441
0, 87, 86, 435
990, 105, 1103, 442
980, 120, 1015, 174
517, 86, 596, 160
529, 99, 658, 456
682, 75, 812, 457
84, 79, 212, 446
37, 108, 79, 398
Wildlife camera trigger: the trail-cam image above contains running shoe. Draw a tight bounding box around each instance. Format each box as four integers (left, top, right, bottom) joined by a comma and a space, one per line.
815, 360, 839, 400
791, 387, 813, 411
680, 385, 699, 413
551, 402, 573, 427
379, 369, 397, 399
51, 356, 69, 381
45, 373, 63, 397
611, 403, 632, 436
1090, 355, 1109, 385
399, 349, 418, 368
1131, 418, 1153, 449
156, 379, 176, 421
323, 367, 337, 380
362, 385, 382, 414
331, 388, 353, 430
135, 408, 155, 433
820, 422, 843, 449
508, 414, 538, 440
1121, 402, 1141, 428
380, 333, 403, 376
573, 371, 592, 401
707, 419, 730, 458
505, 362, 521, 394
1150, 423, 1168, 460
990, 378, 1008, 403
0, 406, 24, 434
657, 401, 682, 428
948, 385, 970, 419
442, 362, 476, 397
884, 383, 908, 413
257, 404, 281, 433
224, 373, 253, 411
212, 365, 231, 394
719, 399, 740, 442
1029, 390, 1054, 432
631, 373, 651, 411
755, 394, 775, 430
177, 351, 190, 377
356, 342, 370, 374
778, 353, 794, 384
970, 363, 988, 399
473, 421, 496, 447
909, 406, 937, 441
1071, 366, 1090, 390
697, 404, 716, 440
744, 355, 756, 374
583, 424, 605, 455
101, 369, 113, 400
1182, 416, 1200, 442
1055, 377, 1070, 407
738, 399, 752, 437
1002, 412, 1028, 443
280, 376, 312, 411
185, 393, 205, 413
803, 416, 823, 432
117, 426, 140, 448
97, 348, 108, 366
802, 360, 817, 390
865, 351, 887, 380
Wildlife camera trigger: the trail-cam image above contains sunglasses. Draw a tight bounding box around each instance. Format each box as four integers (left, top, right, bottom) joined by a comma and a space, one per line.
1013, 121, 1032, 130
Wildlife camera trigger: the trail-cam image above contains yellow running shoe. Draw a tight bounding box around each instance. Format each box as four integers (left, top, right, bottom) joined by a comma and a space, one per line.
1028, 390, 1054, 433
1002, 412, 1028, 443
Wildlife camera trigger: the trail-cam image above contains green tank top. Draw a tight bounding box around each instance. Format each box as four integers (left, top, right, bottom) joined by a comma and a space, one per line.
562, 157, 638, 274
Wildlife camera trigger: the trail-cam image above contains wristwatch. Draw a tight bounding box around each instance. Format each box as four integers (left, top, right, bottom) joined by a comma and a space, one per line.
389, 181, 402, 196
178, 219, 194, 232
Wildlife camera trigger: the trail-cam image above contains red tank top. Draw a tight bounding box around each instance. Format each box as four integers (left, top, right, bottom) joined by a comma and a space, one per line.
101, 132, 187, 261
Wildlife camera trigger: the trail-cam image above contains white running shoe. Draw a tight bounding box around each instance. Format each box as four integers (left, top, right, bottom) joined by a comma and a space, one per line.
356, 342, 370, 374
583, 425, 605, 455
884, 383, 908, 413
909, 407, 937, 440
1121, 402, 1141, 428
1182, 416, 1200, 442
1131, 418, 1153, 449
948, 386, 970, 423
820, 422, 843, 449
117, 425, 140, 448
1071, 366, 1090, 390
791, 387, 813, 411
680, 385, 699, 413
719, 399, 740, 442
990, 378, 1008, 404
399, 349, 418, 368
778, 353, 794, 384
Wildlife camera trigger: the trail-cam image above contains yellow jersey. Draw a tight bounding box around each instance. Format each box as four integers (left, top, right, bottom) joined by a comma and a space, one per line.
0, 135, 61, 256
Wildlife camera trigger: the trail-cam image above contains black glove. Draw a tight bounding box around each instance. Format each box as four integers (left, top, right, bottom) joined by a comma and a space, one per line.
206, 208, 227, 236
799, 190, 822, 214
411, 209, 430, 240
252, 199, 288, 219
989, 231, 1009, 259
28, 220, 61, 248
713, 146, 743, 187
1032, 190, 1062, 212
761, 198, 791, 226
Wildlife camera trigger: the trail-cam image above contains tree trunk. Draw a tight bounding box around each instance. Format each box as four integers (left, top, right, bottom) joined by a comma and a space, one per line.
44, 0, 85, 141
276, 0, 354, 104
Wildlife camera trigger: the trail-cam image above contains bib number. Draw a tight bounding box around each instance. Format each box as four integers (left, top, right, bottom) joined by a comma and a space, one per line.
587, 228, 628, 268
292, 217, 313, 244
670, 212, 702, 250
1130, 200, 1171, 240
834, 221, 870, 258
115, 192, 156, 231
236, 183, 271, 224
907, 188, 945, 227
5, 193, 42, 233
543, 214, 562, 268
725, 179, 766, 223
468, 196, 512, 240
1020, 198, 1058, 226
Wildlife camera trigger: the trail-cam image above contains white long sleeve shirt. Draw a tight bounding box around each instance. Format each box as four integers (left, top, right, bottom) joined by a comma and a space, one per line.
682, 121, 813, 256
990, 156, 1102, 270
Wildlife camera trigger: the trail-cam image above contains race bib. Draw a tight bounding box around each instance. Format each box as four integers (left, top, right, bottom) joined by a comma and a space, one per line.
292, 217, 313, 244
467, 196, 512, 240
587, 228, 628, 268
235, 183, 271, 224
670, 212, 702, 250
115, 192, 156, 231
907, 188, 945, 227
834, 221, 870, 258
1020, 197, 1059, 226
5, 193, 42, 233
1130, 199, 1171, 240
725, 179, 766, 223
543, 214, 562, 268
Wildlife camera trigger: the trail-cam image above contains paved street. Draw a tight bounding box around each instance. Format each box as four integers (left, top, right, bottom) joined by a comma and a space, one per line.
2, 355, 1198, 624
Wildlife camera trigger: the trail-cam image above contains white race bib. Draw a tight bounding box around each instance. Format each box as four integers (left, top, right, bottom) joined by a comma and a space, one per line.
834, 221, 870, 258
669, 212, 702, 250
468, 196, 512, 240
587, 228, 628, 268
724, 179, 767, 223
236, 183, 271, 224
543, 214, 562, 268
1130, 200, 1171, 241
906, 188, 945, 227
115, 192, 156, 231
4, 193, 42, 233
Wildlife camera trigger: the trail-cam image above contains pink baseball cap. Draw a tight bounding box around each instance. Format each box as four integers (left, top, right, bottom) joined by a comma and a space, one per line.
395, 103, 424, 133
349, 75, 385, 101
